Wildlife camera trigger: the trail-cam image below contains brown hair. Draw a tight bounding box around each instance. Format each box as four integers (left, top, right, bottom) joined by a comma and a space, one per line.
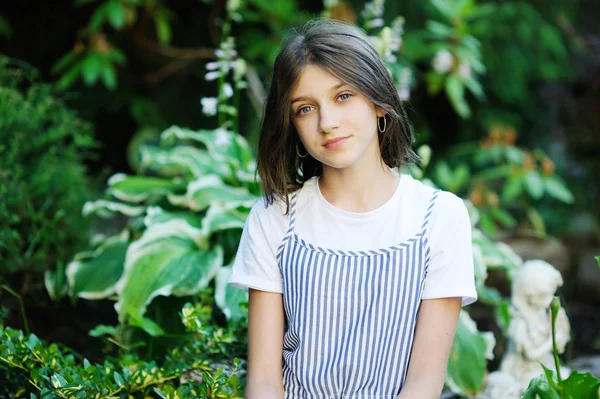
257, 18, 419, 213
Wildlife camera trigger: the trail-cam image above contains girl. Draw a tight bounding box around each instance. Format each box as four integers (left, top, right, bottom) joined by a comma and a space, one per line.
229, 19, 477, 399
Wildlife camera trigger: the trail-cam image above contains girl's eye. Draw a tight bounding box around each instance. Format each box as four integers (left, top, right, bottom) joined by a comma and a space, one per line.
297, 106, 312, 115
338, 93, 352, 101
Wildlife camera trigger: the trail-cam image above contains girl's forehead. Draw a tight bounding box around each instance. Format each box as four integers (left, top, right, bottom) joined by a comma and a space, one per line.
292, 65, 346, 96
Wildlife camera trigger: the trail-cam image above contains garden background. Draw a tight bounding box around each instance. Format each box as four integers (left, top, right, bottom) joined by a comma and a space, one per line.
1, 0, 600, 397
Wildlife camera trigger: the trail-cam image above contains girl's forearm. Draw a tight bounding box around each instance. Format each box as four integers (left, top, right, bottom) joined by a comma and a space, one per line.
396, 379, 441, 399
245, 378, 285, 399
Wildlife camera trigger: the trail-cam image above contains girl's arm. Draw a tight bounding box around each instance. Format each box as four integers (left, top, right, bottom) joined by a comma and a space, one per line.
397, 297, 462, 399
245, 288, 285, 399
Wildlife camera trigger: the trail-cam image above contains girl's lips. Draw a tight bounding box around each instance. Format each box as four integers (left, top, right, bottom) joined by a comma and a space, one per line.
323, 136, 349, 150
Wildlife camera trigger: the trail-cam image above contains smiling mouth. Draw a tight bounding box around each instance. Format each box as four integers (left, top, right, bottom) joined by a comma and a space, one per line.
323, 136, 349, 146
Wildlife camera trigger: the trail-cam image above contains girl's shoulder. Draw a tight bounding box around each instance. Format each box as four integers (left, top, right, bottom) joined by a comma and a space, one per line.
400, 173, 470, 223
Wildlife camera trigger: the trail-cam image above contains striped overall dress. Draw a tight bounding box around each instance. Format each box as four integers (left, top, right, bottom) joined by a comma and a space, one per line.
276, 189, 440, 398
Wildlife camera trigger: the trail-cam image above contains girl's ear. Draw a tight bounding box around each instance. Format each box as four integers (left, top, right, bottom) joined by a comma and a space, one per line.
376, 107, 388, 118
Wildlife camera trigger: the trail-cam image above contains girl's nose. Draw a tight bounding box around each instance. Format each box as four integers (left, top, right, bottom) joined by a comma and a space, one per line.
318, 107, 340, 133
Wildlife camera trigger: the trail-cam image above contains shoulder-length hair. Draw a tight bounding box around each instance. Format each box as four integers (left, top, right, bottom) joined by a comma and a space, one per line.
257, 18, 419, 213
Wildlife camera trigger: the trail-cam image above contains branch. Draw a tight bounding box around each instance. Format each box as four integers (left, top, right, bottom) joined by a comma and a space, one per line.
133, 32, 216, 60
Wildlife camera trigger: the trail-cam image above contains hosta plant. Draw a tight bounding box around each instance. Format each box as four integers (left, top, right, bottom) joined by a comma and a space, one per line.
50, 125, 259, 335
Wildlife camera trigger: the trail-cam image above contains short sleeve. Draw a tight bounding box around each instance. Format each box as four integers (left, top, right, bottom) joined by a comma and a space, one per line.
228, 199, 285, 293
421, 192, 478, 306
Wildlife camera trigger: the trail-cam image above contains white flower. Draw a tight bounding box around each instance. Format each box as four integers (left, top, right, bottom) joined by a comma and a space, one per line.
205, 61, 219, 71
432, 50, 454, 73
204, 71, 220, 81
366, 18, 384, 29
201, 97, 218, 116
458, 62, 472, 79
214, 128, 231, 147
323, 0, 340, 8
233, 59, 247, 81
227, 0, 242, 13
221, 83, 233, 98
398, 87, 410, 101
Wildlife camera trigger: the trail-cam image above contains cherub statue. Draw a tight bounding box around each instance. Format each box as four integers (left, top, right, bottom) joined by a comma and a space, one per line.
477, 260, 570, 398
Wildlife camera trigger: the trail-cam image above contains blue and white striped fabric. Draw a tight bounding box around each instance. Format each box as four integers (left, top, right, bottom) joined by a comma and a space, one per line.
276, 189, 440, 398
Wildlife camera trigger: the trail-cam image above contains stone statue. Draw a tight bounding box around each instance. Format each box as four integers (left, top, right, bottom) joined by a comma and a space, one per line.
476, 260, 571, 398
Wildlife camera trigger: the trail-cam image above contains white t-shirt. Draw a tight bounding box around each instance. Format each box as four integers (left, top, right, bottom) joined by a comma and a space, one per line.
229, 172, 477, 306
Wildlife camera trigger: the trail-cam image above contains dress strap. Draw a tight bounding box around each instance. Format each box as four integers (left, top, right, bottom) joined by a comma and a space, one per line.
420, 189, 441, 236
277, 192, 299, 257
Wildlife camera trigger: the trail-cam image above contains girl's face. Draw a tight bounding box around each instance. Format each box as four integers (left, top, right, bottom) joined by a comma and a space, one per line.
290, 65, 385, 173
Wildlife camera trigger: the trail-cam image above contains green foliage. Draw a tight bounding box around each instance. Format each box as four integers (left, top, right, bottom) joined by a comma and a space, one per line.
403, 0, 487, 118
522, 296, 600, 399
66, 125, 257, 333
427, 125, 573, 238
446, 311, 495, 396
52, 0, 175, 90
0, 300, 246, 398
471, 2, 573, 105
0, 56, 97, 284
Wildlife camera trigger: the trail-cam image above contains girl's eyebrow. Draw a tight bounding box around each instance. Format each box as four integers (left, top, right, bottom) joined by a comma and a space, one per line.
291, 82, 348, 105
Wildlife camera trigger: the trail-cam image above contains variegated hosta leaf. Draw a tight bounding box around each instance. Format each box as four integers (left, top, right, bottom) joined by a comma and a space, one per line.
66, 235, 129, 299
160, 126, 254, 173
144, 206, 204, 229
214, 265, 248, 322
472, 229, 522, 277
139, 145, 229, 178
201, 203, 249, 237
107, 173, 183, 203
446, 311, 495, 396
114, 219, 224, 321
82, 199, 146, 218
167, 175, 256, 212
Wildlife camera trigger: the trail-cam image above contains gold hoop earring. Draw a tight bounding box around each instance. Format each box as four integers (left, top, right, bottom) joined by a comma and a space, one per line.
296, 142, 308, 158
378, 116, 387, 133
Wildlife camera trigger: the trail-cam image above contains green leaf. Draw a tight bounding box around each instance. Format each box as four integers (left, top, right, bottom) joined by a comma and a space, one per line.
543, 175, 574, 204
445, 75, 471, 118
561, 371, 600, 399
107, 173, 183, 203
105, 0, 126, 29
154, 11, 172, 45
445, 311, 489, 395
89, 324, 117, 337
114, 219, 223, 320
127, 306, 165, 337
66, 235, 129, 299
160, 127, 254, 175
214, 265, 248, 322
494, 300, 511, 333
522, 374, 561, 399
82, 199, 145, 218
167, 175, 256, 212
113, 370, 125, 386
52, 51, 78, 74
101, 63, 117, 90
476, 284, 502, 306
201, 203, 248, 237
502, 174, 523, 201
524, 170, 544, 199
488, 207, 517, 228
88, 5, 107, 31
81, 53, 103, 86
44, 264, 69, 301
433, 161, 453, 189
139, 145, 228, 178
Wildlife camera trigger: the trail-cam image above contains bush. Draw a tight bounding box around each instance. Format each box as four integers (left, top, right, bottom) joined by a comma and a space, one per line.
0, 56, 97, 291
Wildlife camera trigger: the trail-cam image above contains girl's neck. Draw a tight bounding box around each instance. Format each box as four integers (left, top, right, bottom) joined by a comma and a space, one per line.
318, 160, 400, 213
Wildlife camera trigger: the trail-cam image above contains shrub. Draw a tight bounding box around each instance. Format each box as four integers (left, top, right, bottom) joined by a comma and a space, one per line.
0, 56, 97, 295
